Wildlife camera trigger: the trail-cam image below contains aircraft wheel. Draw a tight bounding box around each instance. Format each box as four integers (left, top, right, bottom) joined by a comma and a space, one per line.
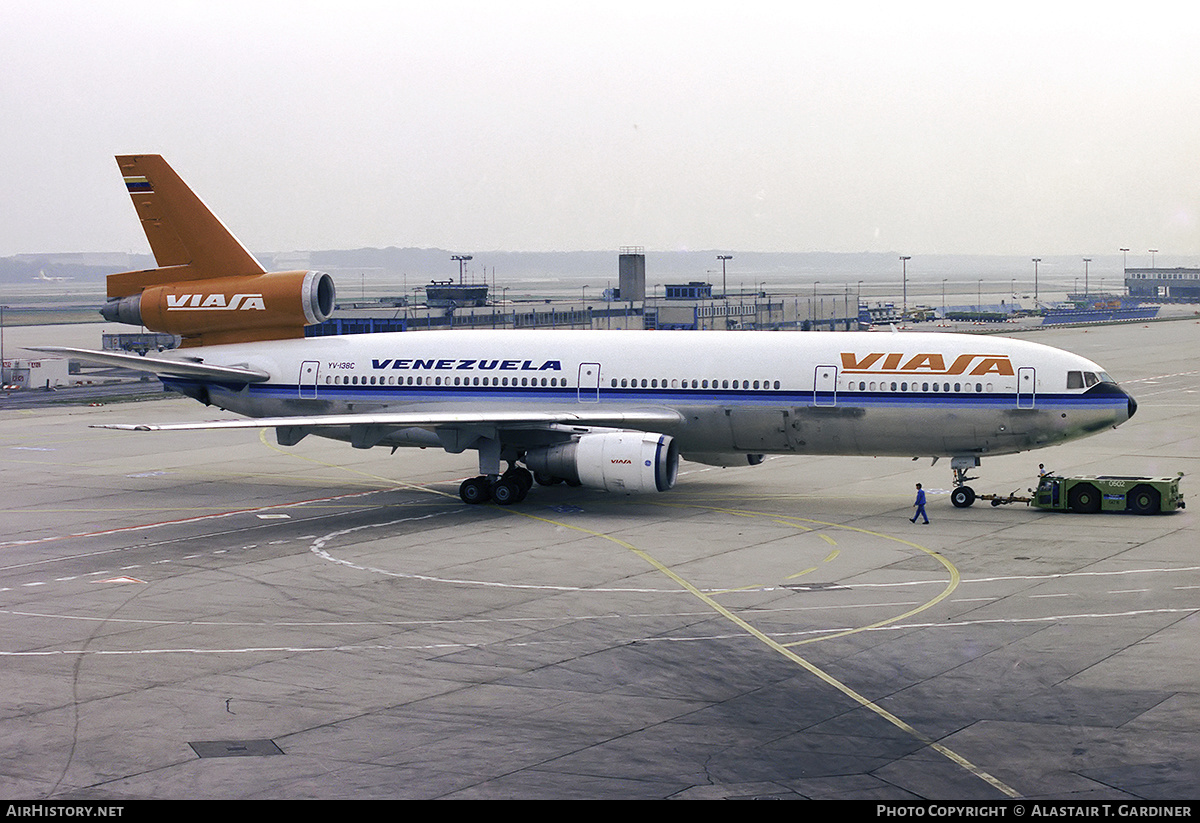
1068, 483, 1101, 514
951, 486, 976, 508
459, 476, 492, 505
1128, 484, 1161, 515
533, 471, 561, 486
491, 477, 526, 506
505, 466, 534, 492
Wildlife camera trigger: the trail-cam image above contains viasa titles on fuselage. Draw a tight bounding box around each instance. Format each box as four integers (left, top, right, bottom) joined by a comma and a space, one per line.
36, 154, 1138, 507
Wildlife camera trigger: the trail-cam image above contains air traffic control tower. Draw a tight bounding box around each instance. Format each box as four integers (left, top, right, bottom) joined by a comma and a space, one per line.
619, 246, 646, 302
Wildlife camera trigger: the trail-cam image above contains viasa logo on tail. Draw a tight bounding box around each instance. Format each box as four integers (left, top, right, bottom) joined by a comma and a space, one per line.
165, 293, 267, 311
840, 352, 1015, 376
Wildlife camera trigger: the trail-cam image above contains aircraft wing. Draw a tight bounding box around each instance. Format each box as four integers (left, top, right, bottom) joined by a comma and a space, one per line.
28, 346, 270, 383
90, 408, 685, 432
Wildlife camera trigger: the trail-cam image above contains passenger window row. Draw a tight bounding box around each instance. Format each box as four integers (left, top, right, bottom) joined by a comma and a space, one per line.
609, 378, 782, 390
844, 380, 993, 393
326, 374, 567, 387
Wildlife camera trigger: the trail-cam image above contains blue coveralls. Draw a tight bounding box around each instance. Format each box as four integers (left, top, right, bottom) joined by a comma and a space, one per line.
911, 488, 929, 523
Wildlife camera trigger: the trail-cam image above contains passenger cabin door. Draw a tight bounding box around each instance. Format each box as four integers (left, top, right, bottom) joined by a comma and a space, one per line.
299, 360, 320, 399
1017, 367, 1035, 409
813, 365, 837, 407
577, 362, 600, 403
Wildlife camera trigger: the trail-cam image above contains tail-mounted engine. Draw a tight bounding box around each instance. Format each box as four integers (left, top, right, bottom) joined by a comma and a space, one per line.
101, 269, 335, 347
524, 432, 679, 494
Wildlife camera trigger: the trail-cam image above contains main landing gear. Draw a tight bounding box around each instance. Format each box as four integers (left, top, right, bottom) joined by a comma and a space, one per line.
949, 456, 980, 508
458, 466, 534, 506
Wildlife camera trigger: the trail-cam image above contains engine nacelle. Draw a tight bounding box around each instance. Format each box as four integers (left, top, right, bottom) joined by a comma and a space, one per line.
525, 432, 679, 494
101, 270, 335, 347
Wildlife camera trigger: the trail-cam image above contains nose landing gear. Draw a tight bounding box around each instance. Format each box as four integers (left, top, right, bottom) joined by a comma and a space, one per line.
950, 456, 980, 508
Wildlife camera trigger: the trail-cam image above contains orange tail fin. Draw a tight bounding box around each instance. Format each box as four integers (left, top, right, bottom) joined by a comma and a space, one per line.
108, 154, 266, 298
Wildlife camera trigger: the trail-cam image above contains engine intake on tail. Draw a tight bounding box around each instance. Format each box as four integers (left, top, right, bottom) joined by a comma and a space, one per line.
524, 432, 679, 494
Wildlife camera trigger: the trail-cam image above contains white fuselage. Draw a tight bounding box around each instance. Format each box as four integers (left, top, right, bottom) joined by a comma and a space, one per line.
175, 329, 1135, 461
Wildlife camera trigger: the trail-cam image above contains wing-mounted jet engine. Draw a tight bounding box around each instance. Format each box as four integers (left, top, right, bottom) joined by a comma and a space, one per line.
524, 432, 680, 495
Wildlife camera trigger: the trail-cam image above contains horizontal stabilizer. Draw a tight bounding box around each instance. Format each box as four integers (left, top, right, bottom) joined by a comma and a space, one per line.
29, 346, 270, 383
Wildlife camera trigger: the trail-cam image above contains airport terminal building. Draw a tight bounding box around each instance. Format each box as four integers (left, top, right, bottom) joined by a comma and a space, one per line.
1125, 267, 1200, 301
306, 249, 860, 336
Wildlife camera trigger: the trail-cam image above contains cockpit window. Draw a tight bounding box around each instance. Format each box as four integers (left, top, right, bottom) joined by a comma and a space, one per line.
1067, 371, 1084, 389
1084, 372, 1099, 387
1098, 372, 1114, 383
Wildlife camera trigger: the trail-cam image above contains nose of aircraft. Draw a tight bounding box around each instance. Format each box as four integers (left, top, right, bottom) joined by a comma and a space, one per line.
1126, 390, 1138, 421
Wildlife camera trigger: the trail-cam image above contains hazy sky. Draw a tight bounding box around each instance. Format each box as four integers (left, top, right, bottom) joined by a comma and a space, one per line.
3, 1, 1199, 259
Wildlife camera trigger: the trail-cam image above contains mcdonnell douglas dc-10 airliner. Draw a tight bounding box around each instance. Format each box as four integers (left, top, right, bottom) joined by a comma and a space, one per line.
38, 155, 1137, 507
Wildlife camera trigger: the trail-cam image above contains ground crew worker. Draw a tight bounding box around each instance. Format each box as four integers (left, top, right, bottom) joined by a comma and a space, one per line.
911, 483, 929, 524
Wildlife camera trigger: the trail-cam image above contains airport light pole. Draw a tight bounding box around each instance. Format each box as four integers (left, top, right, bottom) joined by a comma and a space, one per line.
717, 255, 732, 299
451, 254, 472, 285
1149, 249, 1158, 268
1083, 258, 1091, 296
900, 256, 911, 318
1032, 258, 1040, 302
941, 278, 947, 321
